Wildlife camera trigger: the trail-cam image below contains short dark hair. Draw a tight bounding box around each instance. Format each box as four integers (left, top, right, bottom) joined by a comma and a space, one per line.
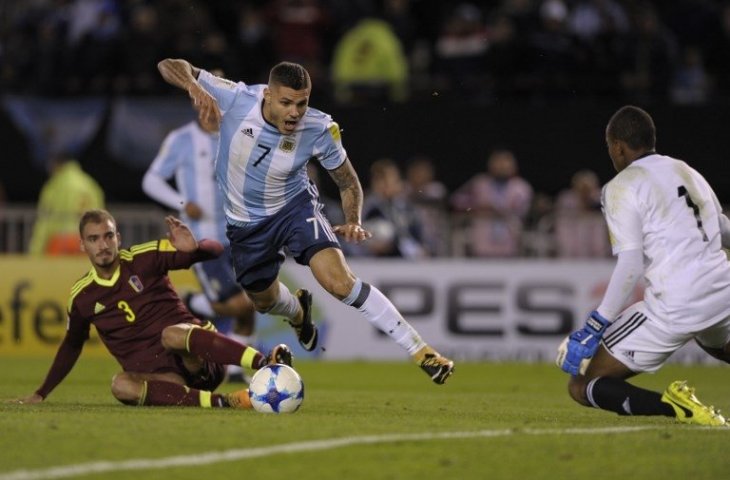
79, 209, 116, 236
607, 105, 656, 151
269, 62, 311, 90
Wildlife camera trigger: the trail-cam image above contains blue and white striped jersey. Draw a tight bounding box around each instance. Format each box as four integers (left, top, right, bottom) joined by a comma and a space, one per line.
198, 70, 348, 226
142, 121, 227, 243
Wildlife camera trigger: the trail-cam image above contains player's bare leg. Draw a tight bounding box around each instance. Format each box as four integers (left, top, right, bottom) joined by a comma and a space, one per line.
309, 248, 454, 384
246, 279, 318, 351
244, 281, 274, 309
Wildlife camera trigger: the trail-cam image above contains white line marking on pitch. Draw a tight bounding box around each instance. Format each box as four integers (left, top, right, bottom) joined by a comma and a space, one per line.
0, 425, 721, 480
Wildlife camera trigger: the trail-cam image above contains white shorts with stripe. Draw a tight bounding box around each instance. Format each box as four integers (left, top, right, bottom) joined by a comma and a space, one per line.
601, 301, 730, 373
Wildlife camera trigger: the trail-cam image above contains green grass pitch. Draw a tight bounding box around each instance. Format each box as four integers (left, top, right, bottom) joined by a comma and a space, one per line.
1, 357, 728, 480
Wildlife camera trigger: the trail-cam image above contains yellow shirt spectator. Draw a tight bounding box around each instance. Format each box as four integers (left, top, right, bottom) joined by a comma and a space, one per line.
29, 157, 105, 255
331, 18, 409, 103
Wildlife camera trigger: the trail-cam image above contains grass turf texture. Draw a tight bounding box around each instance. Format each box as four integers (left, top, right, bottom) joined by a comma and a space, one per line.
1, 358, 728, 480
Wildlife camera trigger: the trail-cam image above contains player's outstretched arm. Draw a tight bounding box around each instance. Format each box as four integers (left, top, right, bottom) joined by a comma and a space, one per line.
157, 58, 221, 131
11, 335, 84, 404
327, 159, 372, 243
157, 58, 200, 90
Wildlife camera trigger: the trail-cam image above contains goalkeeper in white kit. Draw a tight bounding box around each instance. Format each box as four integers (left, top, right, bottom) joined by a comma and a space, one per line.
557, 105, 730, 426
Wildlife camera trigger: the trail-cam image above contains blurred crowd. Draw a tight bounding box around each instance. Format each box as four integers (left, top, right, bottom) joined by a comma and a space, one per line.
3, 0, 729, 258
8, 143, 611, 258
3, 0, 730, 105
312, 149, 611, 259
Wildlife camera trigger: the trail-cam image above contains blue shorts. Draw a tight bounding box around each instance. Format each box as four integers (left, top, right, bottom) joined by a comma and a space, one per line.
227, 188, 340, 292
191, 245, 242, 302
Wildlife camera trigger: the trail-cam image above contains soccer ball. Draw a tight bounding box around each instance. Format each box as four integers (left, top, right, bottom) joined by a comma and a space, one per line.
248, 364, 304, 413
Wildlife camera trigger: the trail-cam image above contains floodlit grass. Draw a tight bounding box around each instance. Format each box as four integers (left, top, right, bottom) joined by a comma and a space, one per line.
1, 357, 728, 480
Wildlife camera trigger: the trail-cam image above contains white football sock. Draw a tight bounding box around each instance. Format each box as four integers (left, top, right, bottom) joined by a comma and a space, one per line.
342, 279, 426, 355
264, 282, 300, 322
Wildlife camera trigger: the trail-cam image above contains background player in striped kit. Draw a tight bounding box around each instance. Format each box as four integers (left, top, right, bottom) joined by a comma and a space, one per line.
157, 58, 454, 384
143, 101, 257, 383
557, 105, 730, 426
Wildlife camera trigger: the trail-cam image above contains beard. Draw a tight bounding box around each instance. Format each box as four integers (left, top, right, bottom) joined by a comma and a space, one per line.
94, 251, 116, 269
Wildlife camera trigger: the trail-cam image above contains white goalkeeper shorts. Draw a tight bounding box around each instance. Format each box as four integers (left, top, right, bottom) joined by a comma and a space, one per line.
601, 301, 730, 373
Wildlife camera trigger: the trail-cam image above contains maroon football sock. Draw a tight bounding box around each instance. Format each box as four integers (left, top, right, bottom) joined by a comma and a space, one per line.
187, 328, 264, 368
142, 381, 228, 407
142, 381, 199, 406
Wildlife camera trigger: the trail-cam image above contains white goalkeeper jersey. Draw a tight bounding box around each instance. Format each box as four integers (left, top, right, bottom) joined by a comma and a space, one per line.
143, 121, 226, 243
197, 70, 347, 226
602, 153, 730, 332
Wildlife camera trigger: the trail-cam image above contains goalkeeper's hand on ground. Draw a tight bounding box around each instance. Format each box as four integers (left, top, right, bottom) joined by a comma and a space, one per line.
557, 310, 610, 376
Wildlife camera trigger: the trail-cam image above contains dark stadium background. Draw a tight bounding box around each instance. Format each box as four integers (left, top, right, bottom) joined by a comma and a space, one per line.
2, 0, 730, 203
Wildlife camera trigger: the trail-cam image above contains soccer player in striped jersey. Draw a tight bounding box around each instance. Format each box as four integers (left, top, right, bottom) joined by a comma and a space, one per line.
557, 105, 730, 426
15, 210, 291, 408
157, 58, 454, 384
142, 111, 257, 382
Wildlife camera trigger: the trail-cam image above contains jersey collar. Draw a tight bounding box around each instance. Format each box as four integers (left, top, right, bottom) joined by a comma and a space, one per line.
635, 151, 656, 161
91, 265, 120, 286
259, 98, 279, 131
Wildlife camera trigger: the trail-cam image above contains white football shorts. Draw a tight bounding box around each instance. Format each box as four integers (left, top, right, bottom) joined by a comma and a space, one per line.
601, 301, 730, 373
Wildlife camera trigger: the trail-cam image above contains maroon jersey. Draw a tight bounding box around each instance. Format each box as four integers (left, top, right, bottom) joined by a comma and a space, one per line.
66, 238, 221, 373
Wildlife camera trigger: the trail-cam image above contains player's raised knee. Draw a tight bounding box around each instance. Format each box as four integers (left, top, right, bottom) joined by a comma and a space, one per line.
567, 375, 590, 406
320, 277, 355, 300
160, 324, 192, 350
111, 373, 143, 406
